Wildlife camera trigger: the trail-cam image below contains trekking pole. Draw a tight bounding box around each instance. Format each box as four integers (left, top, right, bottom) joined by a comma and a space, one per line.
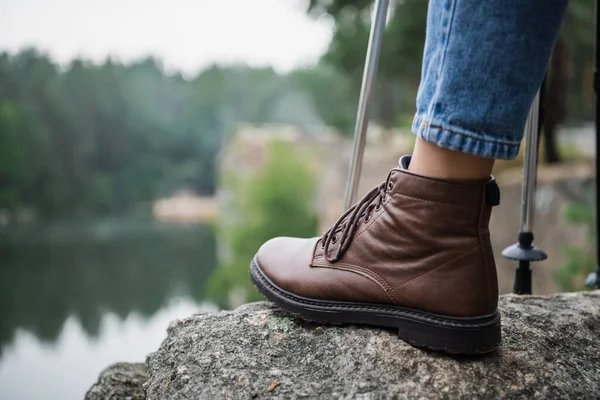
585, 0, 600, 288
344, 0, 389, 210
502, 90, 548, 295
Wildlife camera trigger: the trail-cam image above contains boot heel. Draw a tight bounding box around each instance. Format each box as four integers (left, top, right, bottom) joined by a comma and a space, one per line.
396, 313, 501, 355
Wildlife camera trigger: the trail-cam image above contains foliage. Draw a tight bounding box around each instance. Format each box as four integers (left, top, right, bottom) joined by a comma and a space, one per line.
0, 50, 357, 219
309, 0, 427, 128
554, 190, 597, 291
207, 140, 319, 307
289, 65, 358, 133
0, 50, 223, 217
0, 101, 27, 209
559, 0, 595, 123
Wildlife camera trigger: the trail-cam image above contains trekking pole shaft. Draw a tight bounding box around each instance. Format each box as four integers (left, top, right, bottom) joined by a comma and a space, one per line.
595, 0, 600, 274
520, 91, 541, 232
344, 0, 389, 210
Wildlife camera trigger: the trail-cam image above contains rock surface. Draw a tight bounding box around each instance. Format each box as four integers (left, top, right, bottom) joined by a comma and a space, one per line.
89, 291, 600, 399
85, 362, 147, 400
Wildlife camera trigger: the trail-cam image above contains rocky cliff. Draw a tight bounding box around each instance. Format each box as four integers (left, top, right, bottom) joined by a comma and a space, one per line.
86, 291, 600, 399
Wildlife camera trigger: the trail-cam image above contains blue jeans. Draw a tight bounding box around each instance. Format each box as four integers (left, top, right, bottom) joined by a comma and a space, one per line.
412, 0, 569, 160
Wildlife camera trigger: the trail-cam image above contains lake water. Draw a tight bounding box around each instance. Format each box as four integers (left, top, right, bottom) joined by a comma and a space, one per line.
0, 220, 222, 400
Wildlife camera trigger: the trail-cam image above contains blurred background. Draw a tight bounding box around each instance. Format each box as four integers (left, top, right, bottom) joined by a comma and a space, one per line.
0, 0, 596, 399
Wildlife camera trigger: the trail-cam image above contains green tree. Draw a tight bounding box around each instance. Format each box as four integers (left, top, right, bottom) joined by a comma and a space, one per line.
207, 140, 319, 308
554, 193, 597, 291
541, 0, 594, 163
308, 0, 427, 138
289, 64, 357, 133
0, 48, 362, 220
0, 101, 27, 209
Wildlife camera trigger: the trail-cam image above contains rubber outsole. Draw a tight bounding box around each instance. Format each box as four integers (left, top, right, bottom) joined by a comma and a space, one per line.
250, 257, 501, 355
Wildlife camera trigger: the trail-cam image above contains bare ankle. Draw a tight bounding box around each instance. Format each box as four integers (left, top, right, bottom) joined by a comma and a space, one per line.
408, 137, 495, 180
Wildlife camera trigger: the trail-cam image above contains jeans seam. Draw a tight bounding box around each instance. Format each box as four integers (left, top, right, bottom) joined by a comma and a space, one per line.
420, 119, 520, 146
412, 117, 520, 160
425, 0, 457, 126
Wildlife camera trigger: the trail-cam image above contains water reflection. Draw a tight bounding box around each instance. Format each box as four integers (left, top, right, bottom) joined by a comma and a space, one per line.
0, 297, 216, 400
0, 221, 219, 400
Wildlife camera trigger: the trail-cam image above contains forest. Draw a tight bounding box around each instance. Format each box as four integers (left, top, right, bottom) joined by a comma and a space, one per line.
0, 50, 359, 218
0, 0, 594, 220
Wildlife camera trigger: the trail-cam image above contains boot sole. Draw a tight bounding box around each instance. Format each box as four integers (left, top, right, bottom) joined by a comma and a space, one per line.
250, 257, 501, 355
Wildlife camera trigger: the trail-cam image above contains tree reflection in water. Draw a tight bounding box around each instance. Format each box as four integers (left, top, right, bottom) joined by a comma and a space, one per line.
0, 221, 217, 354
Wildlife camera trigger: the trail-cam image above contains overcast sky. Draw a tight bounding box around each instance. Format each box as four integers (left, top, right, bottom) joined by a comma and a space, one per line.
0, 0, 333, 74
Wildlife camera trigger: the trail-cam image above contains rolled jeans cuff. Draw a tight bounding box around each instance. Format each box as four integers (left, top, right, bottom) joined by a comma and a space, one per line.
412, 116, 520, 160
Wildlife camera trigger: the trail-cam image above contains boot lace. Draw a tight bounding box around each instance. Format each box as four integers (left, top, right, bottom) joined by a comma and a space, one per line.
321, 176, 394, 263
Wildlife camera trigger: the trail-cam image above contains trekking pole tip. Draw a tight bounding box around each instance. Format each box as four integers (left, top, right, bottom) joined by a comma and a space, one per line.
501, 242, 548, 262
502, 232, 547, 295
502, 231, 548, 262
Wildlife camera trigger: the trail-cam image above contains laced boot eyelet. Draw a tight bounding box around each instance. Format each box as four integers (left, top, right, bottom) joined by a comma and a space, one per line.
331, 235, 338, 243
387, 182, 394, 191
363, 215, 370, 223
375, 204, 382, 212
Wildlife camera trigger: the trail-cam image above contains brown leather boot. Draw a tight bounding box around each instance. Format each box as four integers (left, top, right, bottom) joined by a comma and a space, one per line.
250, 155, 501, 354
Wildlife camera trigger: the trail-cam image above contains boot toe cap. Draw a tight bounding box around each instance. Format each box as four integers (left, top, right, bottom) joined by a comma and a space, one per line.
254, 237, 393, 304
255, 237, 319, 293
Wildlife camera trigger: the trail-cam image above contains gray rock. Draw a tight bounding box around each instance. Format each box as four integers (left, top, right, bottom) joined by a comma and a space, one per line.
139, 291, 600, 399
85, 362, 147, 400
